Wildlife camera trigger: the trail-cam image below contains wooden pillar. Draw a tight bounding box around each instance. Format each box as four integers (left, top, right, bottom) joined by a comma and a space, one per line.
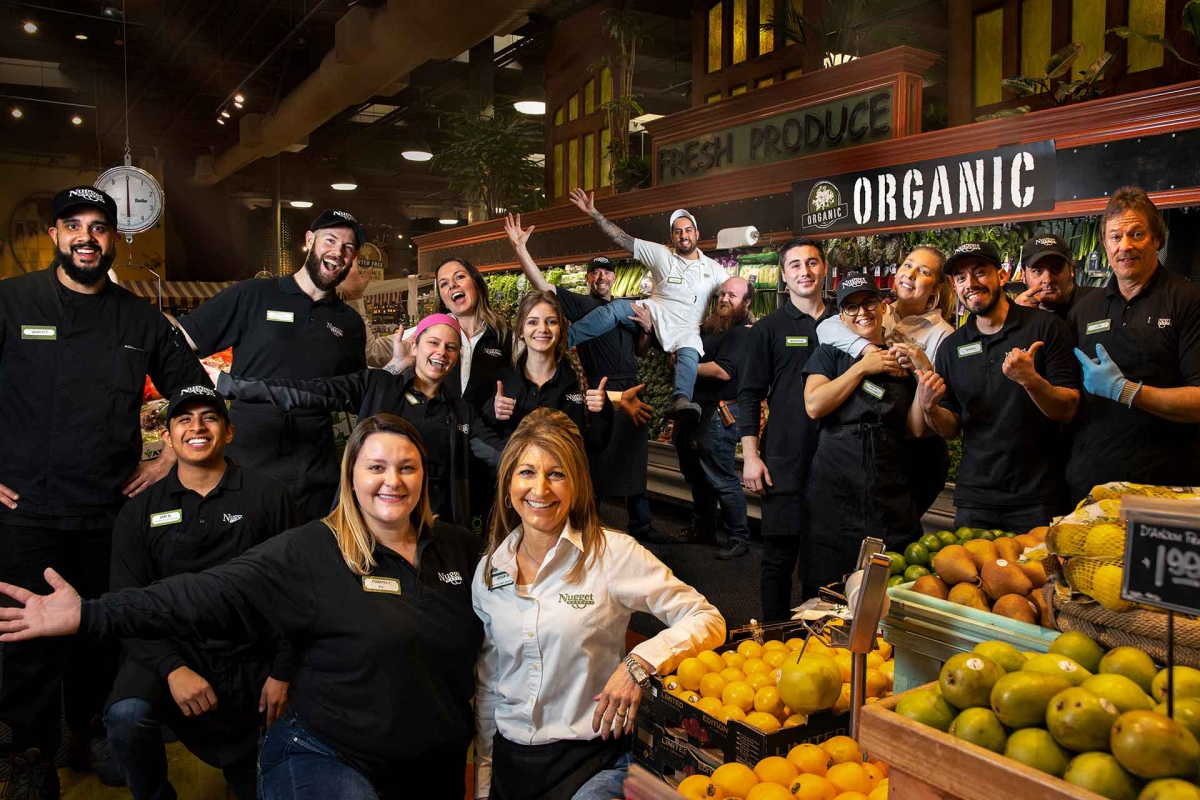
948, 0, 973, 126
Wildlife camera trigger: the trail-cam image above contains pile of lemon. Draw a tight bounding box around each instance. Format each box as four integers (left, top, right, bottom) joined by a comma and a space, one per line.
675, 736, 890, 800
659, 636, 895, 733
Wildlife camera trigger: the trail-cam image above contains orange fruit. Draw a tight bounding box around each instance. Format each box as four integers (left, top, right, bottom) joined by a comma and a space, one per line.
715, 704, 747, 723
861, 763, 885, 789
700, 672, 729, 699
678, 774, 726, 800
763, 639, 789, 652
753, 755, 799, 786
737, 640, 765, 659
833, 793, 869, 800
743, 658, 769, 676
720, 667, 747, 684
744, 711, 782, 732
833, 683, 852, 714
747, 672, 776, 691
721, 681, 755, 712
867, 779, 889, 800
721, 651, 748, 670
864, 669, 888, 699
786, 637, 806, 652
878, 661, 894, 688
783, 713, 807, 728
874, 638, 893, 660
762, 649, 788, 669
866, 760, 888, 779
711, 762, 759, 798
789, 773, 838, 800
696, 696, 723, 715
677, 657, 710, 691
681, 691, 702, 705
786, 743, 832, 776
697, 650, 726, 673
821, 735, 863, 766
832, 651, 854, 682
753, 686, 784, 716
826, 763, 871, 795
746, 784, 793, 800
803, 637, 831, 656
865, 652, 884, 671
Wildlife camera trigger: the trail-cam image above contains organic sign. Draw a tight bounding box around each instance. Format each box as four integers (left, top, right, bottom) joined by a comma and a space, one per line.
657, 89, 893, 185
1122, 497, 1200, 615
792, 140, 1057, 234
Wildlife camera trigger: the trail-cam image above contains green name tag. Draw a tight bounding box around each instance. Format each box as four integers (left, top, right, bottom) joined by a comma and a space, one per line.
785, 336, 809, 347
861, 380, 885, 400
957, 342, 983, 358
21, 326, 56, 340
266, 310, 295, 323
667, 276, 683, 284
150, 509, 182, 527
1086, 319, 1112, 335
489, 569, 514, 590
362, 576, 401, 595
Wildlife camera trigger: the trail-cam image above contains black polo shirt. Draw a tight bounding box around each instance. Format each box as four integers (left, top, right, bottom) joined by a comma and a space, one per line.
1066, 267, 1200, 495
694, 322, 751, 409
483, 355, 614, 453
737, 298, 834, 492
0, 268, 207, 527
555, 287, 641, 389
934, 302, 1080, 509
82, 518, 485, 780
109, 459, 297, 681
448, 324, 515, 415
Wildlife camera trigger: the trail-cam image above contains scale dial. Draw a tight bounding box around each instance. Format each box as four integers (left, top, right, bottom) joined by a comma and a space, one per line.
95, 165, 164, 234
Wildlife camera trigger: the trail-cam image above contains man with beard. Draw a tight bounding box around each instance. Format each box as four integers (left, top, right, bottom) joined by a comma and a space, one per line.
0, 186, 208, 795
172, 210, 366, 520
673, 277, 755, 559
1067, 188, 1200, 501
503, 214, 667, 543
917, 241, 1080, 531
1012, 233, 1096, 319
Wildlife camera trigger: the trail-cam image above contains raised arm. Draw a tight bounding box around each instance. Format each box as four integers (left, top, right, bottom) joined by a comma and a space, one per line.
216, 369, 371, 414
569, 188, 634, 253
504, 213, 552, 292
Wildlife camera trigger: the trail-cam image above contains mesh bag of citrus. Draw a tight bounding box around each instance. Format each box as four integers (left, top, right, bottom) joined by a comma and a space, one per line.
1062, 556, 1132, 612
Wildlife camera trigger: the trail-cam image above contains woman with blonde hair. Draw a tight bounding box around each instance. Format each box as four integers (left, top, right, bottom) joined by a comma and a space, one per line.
0, 414, 483, 799
472, 408, 725, 800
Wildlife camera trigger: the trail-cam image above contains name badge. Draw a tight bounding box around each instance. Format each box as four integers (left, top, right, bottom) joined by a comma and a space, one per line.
957, 342, 983, 358
489, 569, 514, 590
405, 392, 420, 405
266, 310, 295, 323
785, 336, 809, 347
667, 276, 683, 284
1086, 319, 1112, 335
150, 509, 183, 527
362, 576, 401, 595
21, 326, 56, 340
861, 380, 885, 400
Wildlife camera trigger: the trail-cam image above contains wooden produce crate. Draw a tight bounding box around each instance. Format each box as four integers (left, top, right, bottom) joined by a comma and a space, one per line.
857, 685, 1105, 800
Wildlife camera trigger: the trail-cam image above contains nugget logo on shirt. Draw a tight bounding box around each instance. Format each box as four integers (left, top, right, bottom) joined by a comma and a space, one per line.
1159, 318, 1171, 328
326, 322, 344, 338
566, 393, 584, 404
459, 423, 470, 434
483, 347, 502, 357
438, 571, 463, 585
559, 593, 595, 609
223, 513, 243, 524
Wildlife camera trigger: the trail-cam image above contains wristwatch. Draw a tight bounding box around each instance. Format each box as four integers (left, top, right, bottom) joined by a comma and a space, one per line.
624, 655, 651, 689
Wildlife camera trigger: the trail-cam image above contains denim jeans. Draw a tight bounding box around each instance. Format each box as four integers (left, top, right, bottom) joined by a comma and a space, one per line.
257, 714, 378, 800
570, 751, 634, 800
623, 493, 653, 537
565, 298, 699, 399
674, 405, 748, 542
105, 697, 256, 800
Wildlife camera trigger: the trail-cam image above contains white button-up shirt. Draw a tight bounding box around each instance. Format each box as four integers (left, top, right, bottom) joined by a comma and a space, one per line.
632, 239, 728, 355
471, 524, 725, 798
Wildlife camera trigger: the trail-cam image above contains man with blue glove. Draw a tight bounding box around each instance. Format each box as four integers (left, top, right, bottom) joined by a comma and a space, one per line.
1067, 187, 1200, 502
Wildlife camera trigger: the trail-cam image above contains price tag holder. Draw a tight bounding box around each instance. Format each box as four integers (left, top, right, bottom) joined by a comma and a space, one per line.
1120, 496, 1200, 615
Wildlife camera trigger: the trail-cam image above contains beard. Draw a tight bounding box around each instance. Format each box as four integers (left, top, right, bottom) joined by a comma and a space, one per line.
304, 247, 350, 291
702, 301, 749, 334
52, 243, 115, 286
966, 287, 1002, 316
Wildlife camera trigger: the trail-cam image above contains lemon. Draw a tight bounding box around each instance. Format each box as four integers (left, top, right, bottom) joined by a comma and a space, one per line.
697, 649, 726, 673
745, 784, 793, 800
787, 743, 832, 776
762, 649, 788, 669
700, 672, 729, 699
754, 686, 785, 716
745, 711, 782, 731
833, 683, 852, 714
696, 696, 724, 715
1084, 523, 1127, 557
677, 657, 711, 691
821, 736, 863, 766
867, 779, 889, 800
879, 661, 895, 688
763, 639, 789, 652
865, 669, 888, 699
785, 637, 806, 651
875, 637, 893, 661
865, 652, 884, 671
662, 675, 681, 692
826, 762, 872, 794
832, 651, 854, 682
715, 704, 747, 723
1091, 563, 1134, 611
743, 658, 769, 676
712, 763, 758, 798
783, 713, 807, 728
754, 755, 799, 786
747, 672, 777, 691
722, 651, 748, 670
720, 667, 747, 684
789, 773, 837, 799
737, 640, 765, 659
722, 681, 756, 712
1096, 498, 1122, 515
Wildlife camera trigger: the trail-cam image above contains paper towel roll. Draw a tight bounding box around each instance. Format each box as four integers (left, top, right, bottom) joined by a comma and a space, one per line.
716, 226, 759, 250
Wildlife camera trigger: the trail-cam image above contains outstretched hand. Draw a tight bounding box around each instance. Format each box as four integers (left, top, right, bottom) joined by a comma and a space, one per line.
568, 188, 597, 217
503, 213, 535, 250
0, 568, 82, 642
386, 325, 414, 374
619, 384, 653, 426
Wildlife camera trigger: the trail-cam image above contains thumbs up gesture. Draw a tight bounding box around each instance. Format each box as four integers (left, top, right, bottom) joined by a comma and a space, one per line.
586, 377, 608, 413
494, 380, 516, 421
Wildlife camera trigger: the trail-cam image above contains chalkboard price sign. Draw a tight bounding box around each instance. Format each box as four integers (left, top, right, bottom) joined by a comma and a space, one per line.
1121, 496, 1200, 615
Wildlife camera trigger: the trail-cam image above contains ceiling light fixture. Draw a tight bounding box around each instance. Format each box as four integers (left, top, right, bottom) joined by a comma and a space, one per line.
513, 63, 546, 115
23, 21, 38, 34
71, 114, 83, 125
438, 206, 459, 225
401, 137, 433, 162
330, 174, 358, 191
216, 117, 226, 125
75, 33, 88, 41
396, 233, 404, 239
11, 108, 23, 119
234, 101, 244, 109
220, 110, 231, 119
290, 199, 314, 209
234, 93, 245, 104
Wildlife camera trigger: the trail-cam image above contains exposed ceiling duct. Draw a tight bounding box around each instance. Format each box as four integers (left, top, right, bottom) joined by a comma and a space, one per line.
190, 0, 538, 186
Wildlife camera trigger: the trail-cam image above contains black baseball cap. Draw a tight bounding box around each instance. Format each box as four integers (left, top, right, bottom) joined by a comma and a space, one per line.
944, 241, 1002, 275
310, 209, 365, 248
52, 186, 118, 227
1021, 234, 1074, 270
166, 385, 230, 423
836, 271, 882, 309
586, 256, 615, 274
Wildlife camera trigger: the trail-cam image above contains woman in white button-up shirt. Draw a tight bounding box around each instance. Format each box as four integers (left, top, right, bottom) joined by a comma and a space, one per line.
472, 408, 725, 800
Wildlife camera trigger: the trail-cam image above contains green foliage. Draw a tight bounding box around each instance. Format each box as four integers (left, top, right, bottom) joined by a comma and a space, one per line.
1109, 1, 1200, 69
947, 435, 963, 484
923, 102, 949, 132
592, 9, 648, 188
759, 0, 871, 63
636, 348, 674, 441
613, 152, 652, 192
980, 42, 1115, 121
482, 272, 524, 323
430, 106, 543, 220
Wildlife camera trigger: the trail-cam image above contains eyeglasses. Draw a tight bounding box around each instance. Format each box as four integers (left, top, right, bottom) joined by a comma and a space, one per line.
841, 297, 881, 316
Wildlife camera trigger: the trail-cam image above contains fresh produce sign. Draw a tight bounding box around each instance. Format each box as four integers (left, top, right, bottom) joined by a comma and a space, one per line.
1121, 496, 1200, 616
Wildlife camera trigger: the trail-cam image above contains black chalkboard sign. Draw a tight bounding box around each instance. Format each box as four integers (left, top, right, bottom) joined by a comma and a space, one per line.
1121, 497, 1200, 615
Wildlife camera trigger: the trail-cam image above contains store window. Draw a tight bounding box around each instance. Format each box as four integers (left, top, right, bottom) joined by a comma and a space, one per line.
1127, 0, 1166, 73
974, 7, 1004, 107
1020, 0, 1051, 84
554, 142, 564, 199
568, 93, 579, 122
584, 78, 596, 114
554, 107, 564, 126
759, 0, 775, 55
708, 2, 723, 73
706, 91, 723, 103
731, 84, 748, 96
1072, 0, 1106, 78
583, 133, 595, 191
757, 76, 775, 88
733, 0, 748, 64
785, 66, 803, 80
600, 128, 611, 188
568, 138, 579, 190
601, 66, 613, 104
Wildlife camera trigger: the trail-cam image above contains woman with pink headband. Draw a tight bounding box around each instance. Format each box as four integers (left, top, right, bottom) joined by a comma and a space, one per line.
212, 313, 503, 530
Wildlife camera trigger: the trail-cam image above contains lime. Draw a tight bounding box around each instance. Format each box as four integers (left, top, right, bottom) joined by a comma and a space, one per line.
904, 542, 930, 567
976, 530, 997, 541
884, 551, 907, 576
919, 533, 945, 553
904, 565, 931, 582
956, 527, 976, 541
937, 530, 959, 546
887, 575, 906, 588
1001, 531, 1017, 538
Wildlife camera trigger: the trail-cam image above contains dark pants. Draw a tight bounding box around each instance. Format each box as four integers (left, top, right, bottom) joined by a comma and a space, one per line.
673, 407, 748, 542
105, 697, 256, 800
759, 492, 808, 623
490, 732, 627, 800
257, 713, 466, 800
603, 494, 652, 538
954, 503, 1060, 533
0, 523, 118, 756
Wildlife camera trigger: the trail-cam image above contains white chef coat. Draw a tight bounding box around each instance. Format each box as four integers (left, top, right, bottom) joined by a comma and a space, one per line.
399, 314, 484, 393
471, 523, 725, 797
632, 239, 728, 355
816, 306, 955, 363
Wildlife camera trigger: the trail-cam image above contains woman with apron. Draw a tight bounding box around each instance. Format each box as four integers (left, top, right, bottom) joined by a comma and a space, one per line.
802, 272, 927, 590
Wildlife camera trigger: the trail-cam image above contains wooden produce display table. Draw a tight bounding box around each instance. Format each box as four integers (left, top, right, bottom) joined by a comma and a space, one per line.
857, 685, 1105, 800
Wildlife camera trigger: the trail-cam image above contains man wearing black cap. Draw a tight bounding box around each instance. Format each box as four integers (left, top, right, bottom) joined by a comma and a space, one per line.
0, 186, 209, 793
503, 214, 666, 542
104, 385, 295, 800
917, 241, 1081, 531
1013, 233, 1096, 318
171, 210, 367, 521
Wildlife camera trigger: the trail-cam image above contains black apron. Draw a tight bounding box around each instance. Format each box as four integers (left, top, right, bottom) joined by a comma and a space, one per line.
587, 371, 649, 497
490, 733, 627, 800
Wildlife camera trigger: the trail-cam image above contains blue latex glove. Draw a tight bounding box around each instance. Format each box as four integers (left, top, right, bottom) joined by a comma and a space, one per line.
1073, 343, 1128, 402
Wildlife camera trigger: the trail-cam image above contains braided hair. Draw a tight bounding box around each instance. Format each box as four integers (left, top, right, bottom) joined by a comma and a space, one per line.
514, 289, 596, 429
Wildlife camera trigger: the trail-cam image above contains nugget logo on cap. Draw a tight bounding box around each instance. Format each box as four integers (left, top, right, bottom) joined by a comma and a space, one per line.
955, 243, 982, 254
841, 277, 869, 289
1035, 237, 1059, 247
69, 188, 105, 204
332, 210, 356, 221
179, 385, 217, 398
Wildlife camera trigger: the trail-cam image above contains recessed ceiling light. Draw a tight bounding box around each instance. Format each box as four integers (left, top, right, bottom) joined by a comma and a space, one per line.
396, 233, 404, 239
11, 108, 23, 119
71, 115, 83, 125
330, 175, 357, 191
216, 117, 225, 125
220, 110, 231, 119
75, 33, 88, 41
234, 93, 245, 104
234, 101, 244, 109
289, 200, 314, 209
514, 100, 546, 115
23, 21, 38, 34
